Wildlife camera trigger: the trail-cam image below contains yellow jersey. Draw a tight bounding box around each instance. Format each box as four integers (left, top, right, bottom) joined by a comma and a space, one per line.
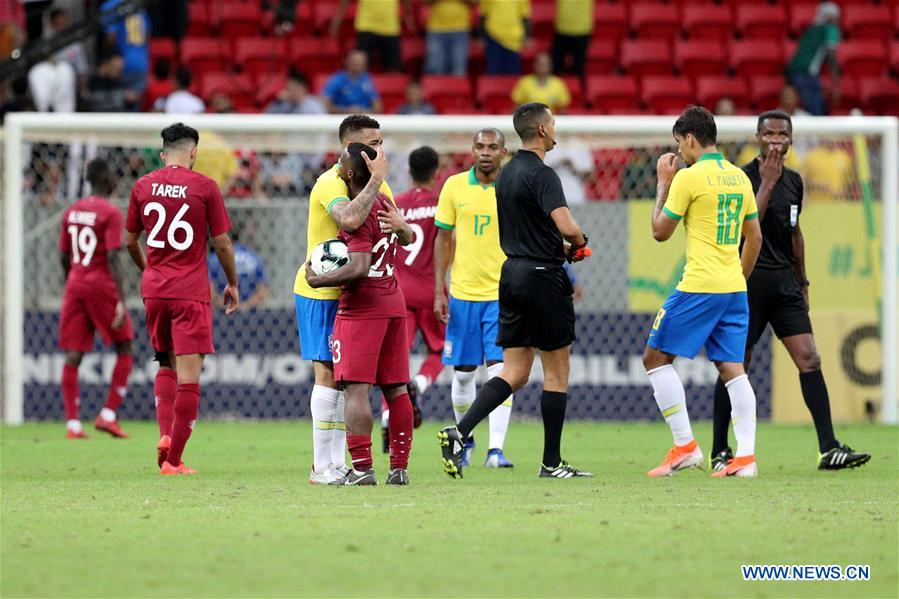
355, 0, 400, 36
801, 145, 854, 202
663, 152, 758, 294
293, 164, 394, 299
555, 0, 594, 36
435, 168, 506, 301
428, 0, 471, 32
511, 75, 571, 112
481, 0, 530, 52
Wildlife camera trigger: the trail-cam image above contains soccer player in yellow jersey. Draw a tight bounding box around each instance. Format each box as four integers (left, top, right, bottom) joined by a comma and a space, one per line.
294, 115, 395, 485
434, 128, 514, 468
643, 106, 763, 478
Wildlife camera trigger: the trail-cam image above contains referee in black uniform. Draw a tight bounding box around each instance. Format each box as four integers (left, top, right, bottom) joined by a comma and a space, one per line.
438, 102, 593, 479
710, 110, 870, 471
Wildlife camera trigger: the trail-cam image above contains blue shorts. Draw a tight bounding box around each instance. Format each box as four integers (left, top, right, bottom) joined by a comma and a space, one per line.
443, 297, 503, 366
647, 290, 749, 363
295, 294, 338, 362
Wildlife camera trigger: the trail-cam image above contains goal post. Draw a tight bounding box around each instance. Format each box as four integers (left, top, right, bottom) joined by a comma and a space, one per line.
3, 112, 896, 425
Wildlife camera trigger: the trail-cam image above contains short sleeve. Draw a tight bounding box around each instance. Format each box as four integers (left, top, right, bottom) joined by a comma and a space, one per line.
743, 184, 759, 221
206, 180, 232, 237
510, 78, 527, 105
825, 23, 840, 46
105, 206, 123, 250
59, 212, 70, 252
125, 185, 143, 233
314, 172, 350, 216
535, 166, 567, 215
435, 179, 456, 229
662, 170, 691, 220
344, 214, 376, 254
323, 75, 341, 103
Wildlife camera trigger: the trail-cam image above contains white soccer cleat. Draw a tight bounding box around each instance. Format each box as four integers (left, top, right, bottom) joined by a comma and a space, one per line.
308, 466, 341, 485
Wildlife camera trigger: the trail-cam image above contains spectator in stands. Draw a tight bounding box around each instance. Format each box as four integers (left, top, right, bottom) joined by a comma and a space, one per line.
786, 1, 840, 116
424, 0, 474, 76
480, 0, 530, 75
396, 80, 436, 115
264, 71, 327, 114
144, 58, 173, 111
227, 151, 262, 199
272, 0, 300, 35
28, 54, 76, 113
552, 0, 593, 77
0, 77, 34, 124
714, 97, 737, 116
154, 66, 204, 114
330, 0, 415, 73
802, 142, 854, 202
209, 232, 270, 311
102, 0, 151, 95
210, 92, 235, 114
322, 50, 383, 113
511, 52, 570, 113
48, 9, 89, 93
778, 84, 810, 117
259, 152, 322, 197
543, 142, 591, 204
84, 53, 135, 112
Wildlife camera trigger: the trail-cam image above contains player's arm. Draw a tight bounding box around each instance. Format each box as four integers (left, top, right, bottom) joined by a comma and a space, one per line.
60, 251, 71, 281
107, 249, 129, 328
792, 224, 809, 307
212, 232, 240, 315
549, 207, 588, 262
304, 251, 372, 288
755, 148, 784, 220
651, 153, 682, 242
124, 231, 147, 271
377, 201, 413, 245
741, 217, 762, 280
328, 147, 389, 233
433, 227, 453, 323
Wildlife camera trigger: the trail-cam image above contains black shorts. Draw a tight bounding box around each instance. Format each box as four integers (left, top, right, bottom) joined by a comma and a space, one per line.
747, 267, 812, 348
497, 258, 575, 351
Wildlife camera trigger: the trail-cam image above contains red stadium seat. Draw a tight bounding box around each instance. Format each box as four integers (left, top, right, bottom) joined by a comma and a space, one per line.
586, 75, 639, 114
838, 41, 888, 79
890, 43, 899, 76
630, 3, 680, 41
288, 38, 341, 78
217, 3, 263, 39
186, 4, 211, 37
401, 37, 426, 76
585, 40, 618, 75
729, 40, 784, 78
587, 149, 632, 201
312, 73, 331, 95
593, 3, 629, 43
674, 40, 727, 78
149, 38, 177, 65
254, 73, 286, 108
559, 75, 583, 109
236, 38, 287, 79
530, 3, 556, 42
788, 3, 818, 37
476, 76, 520, 113
620, 40, 673, 77
695, 76, 749, 112
421, 75, 472, 113
291, 2, 313, 33
371, 74, 409, 113
860, 77, 899, 116
641, 76, 694, 115
844, 5, 894, 43
735, 5, 787, 40
822, 74, 860, 114
143, 78, 174, 111
200, 73, 255, 111
748, 76, 787, 111
180, 38, 223, 74
313, 1, 356, 38
681, 5, 732, 40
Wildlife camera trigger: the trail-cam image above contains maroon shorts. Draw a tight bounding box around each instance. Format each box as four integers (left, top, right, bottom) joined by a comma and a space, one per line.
406, 306, 445, 353
332, 316, 409, 385
144, 298, 215, 355
59, 290, 134, 352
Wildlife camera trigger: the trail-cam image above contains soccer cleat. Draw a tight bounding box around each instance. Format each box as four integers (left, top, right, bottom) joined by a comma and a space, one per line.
94, 415, 128, 438
484, 448, 514, 468
709, 447, 733, 473
711, 455, 757, 478
381, 424, 390, 454
386, 468, 409, 485
331, 469, 378, 486
308, 465, 341, 485
66, 429, 89, 439
818, 444, 871, 471
539, 460, 593, 478
333, 463, 351, 477
407, 382, 423, 428
157, 435, 171, 468
647, 441, 704, 477
437, 426, 465, 479
160, 462, 197, 475
460, 436, 476, 467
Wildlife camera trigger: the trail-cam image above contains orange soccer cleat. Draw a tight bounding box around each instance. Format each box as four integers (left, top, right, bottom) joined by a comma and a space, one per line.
160, 461, 198, 475
647, 440, 704, 477
157, 435, 171, 468
711, 455, 758, 478
66, 429, 89, 439
94, 415, 129, 438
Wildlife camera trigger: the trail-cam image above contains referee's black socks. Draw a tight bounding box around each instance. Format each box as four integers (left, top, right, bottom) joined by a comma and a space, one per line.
711, 378, 732, 456
541, 391, 567, 468
800, 369, 839, 452
457, 377, 513, 439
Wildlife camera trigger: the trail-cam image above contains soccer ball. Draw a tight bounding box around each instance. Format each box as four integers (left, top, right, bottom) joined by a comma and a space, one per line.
309, 239, 349, 276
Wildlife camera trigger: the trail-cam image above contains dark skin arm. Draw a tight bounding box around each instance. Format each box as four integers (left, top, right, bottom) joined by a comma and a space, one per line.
754, 148, 784, 221
792, 224, 809, 307
124, 230, 147, 271
377, 201, 413, 246
61, 252, 71, 280
304, 252, 372, 288
212, 233, 241, 315
433, 227, 452, 323
107, 249, 128, 328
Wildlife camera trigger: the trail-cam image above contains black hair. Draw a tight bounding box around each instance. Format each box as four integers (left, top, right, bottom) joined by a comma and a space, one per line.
409, 146, 439, 183
672, 105, 717, 147
757, 110, 793, 133
49, 8, 67, 23
287, 69, 310, 88
153, 58, 171, 81
474, 127, 506, 147
346, 142, 378, 187
86, 158, 114, 194
512, 102, 550, 142
339, 114, 381, 145
161, 122, 199, 151
175, 66, 192, 89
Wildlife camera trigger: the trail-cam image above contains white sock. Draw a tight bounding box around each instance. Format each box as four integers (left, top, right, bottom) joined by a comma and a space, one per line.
66, 419, 82, 433
451, 369, 476, 424
726, 374, 757, 458
310, 385, 338, 473
487, 362, 512, 450
414, 373, 430, 395
647, 364, 694, 446
332, 390, 347, 469
99, 407, 116, 422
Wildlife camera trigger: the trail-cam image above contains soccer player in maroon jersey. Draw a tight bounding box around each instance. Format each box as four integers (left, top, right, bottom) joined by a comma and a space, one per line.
58, 158, 135, 439
124, 123, 240, 475
305, 143, 415, 485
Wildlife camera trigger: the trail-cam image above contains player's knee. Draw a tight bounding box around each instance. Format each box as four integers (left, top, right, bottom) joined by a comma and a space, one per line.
642, 347, 668, 371
64, 351, 83, 366
503, 367, 529, 390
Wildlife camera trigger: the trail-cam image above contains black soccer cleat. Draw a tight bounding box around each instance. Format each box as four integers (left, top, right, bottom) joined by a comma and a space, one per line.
710, 447, 733, 473
381, 424, 390, 454
386, 468, 409, 485
407, 382, 423, 428
331, 468, 378, 486
818, 444, 871, 471
437, 426, 465, 479
539, 460, 594, 478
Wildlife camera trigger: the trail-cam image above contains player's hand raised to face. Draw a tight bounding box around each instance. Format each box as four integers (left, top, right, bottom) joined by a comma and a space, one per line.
223, 285, 240, 315
656, 153, 680, 186
363, 146, 389, 180
111, 300, 126, 329
760, 146, 785, 183
377, 200, 405, 234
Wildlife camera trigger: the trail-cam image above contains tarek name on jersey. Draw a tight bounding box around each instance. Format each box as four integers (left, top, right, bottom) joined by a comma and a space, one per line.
59, 197, 124, 298
662, 152, 758, 294
395, 186, 440, 309
294, 163, 394, 301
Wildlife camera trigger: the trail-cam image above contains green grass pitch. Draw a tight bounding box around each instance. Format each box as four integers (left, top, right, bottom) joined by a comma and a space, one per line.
2, 421, 896, 598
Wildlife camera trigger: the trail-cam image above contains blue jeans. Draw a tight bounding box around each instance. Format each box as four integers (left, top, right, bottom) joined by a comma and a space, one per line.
484, 34, 521, 75
425, 31, 469, 76
790, 72, 827, 116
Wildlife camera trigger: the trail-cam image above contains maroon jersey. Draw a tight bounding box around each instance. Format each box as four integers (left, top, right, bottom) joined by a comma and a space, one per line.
59, 197, 123, 298
337, 193, 406, 319
394, 186, 440, 309
126, 165, 231, 302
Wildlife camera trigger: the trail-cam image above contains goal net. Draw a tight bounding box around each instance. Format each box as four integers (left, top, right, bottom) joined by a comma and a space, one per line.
3, 113, 896, 425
